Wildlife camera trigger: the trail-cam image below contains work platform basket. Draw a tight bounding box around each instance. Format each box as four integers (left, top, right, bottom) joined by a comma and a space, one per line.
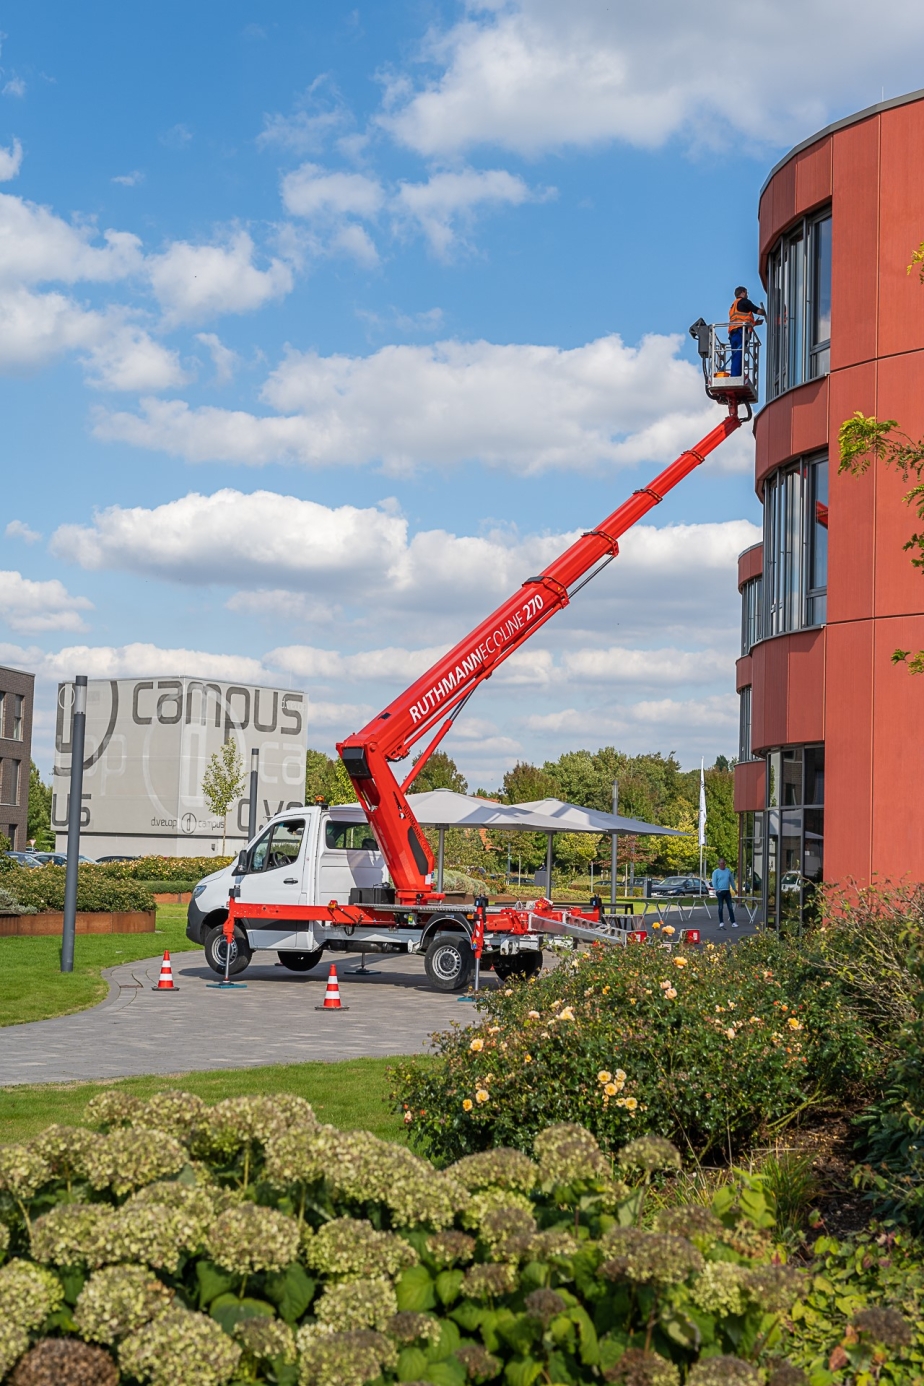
689, 320, 761, 405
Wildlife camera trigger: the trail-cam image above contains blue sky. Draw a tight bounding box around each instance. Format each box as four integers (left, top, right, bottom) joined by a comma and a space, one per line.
1, 0, 921, 784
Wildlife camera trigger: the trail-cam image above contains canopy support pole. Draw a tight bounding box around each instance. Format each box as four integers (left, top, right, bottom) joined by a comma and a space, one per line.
436, 827, 445, 892
545, 833, 553, 900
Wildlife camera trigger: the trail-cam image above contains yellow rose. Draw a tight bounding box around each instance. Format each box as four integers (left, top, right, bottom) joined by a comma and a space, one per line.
665, 987, 677, 999
597, 1070, 612, 1084
652, 921, 661, 930
662, 925, 675, 936
604, 1082, 618, 1097
787, 1017, 803, 1030
462, 1098, 473, 1111
615, 1069, 626, 1082
528, 1010, 541, 1019
475, 1089, 490, 1104
558, 1007, 575, 1021
624, 1097, 638, 1111
469, 1037, 484, 1052
726, 1027, 736, 1040
673, 957, 688, 968
524, 1053, 533, 1063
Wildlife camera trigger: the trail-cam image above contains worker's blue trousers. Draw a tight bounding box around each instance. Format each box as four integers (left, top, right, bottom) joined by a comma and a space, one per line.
730, 327, 743, 377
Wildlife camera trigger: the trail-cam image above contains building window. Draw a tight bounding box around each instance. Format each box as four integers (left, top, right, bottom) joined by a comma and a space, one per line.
739, 686, 752, 762
0, 693, 4, 737
741, 576, 763, 654
10, 694, 23, 741
764, 454, 828, 637
761, 742, 824, 928
767, 207, 832, 399
1, 759, 20, 805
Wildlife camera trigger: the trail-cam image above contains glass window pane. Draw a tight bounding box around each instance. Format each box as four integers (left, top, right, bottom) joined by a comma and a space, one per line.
739, 686, 752, 762
804, 807, 824, 883
781, 747, 803, 805
765, 811, 779, 927
813, 216, 832, 347
810, 458, 828, 592
325, 822, 379, 851
767, 751, 781, 807
804, 745, 825, 805
265, 820, 305, 869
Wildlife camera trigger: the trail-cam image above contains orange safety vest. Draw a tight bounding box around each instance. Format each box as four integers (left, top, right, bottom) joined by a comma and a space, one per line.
729, 297, 755, 330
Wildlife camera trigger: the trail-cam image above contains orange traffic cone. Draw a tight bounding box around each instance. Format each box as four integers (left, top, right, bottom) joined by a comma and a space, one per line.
315, 963, 349, 1012
152, 950, 178, 991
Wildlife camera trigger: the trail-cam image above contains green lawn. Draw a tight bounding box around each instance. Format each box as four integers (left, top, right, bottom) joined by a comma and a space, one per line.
0, 1056, 417, 1144
0, 904, 197, 1028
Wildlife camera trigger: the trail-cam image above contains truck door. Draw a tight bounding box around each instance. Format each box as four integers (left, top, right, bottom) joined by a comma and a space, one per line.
317, 818, 387, 903
237, 818, 307, 908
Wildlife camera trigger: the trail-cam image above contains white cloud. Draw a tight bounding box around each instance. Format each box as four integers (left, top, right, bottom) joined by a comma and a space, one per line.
281, 163, 385, 219
92, 332, 753, 475
112, 170, 144, 187
0, 137, 22, 180
3, 77, 25, 99
329, 222, 379, 266
195, 332, 239, 384
146, 230, 294, 326
5, 519, 41, 543
497, 644, 732, 688
266, 642, 450, 682
0, 194, 142, 285
82, 322, 188, 392
380, 0, 924, 157
525, 694, 738, 737
0, 570, 93, 633
395, 168, 541, 257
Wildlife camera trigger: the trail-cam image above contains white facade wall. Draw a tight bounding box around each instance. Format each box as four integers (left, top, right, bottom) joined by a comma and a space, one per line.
53, 677, 308, 859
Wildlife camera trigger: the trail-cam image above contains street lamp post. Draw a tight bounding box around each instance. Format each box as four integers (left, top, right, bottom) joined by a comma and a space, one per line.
61, 675, 87, 974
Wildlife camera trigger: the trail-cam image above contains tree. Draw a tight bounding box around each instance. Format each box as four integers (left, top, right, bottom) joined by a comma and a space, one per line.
410, 750, 468, 794
201, 739, 246, 853
27, 762, 54, 849
502, 761, 556, 804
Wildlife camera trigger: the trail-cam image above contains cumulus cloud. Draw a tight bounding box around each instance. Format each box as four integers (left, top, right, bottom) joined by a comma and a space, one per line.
5, 519, 41, 543
195, 332, 239, 384
266, 642, 450, 682
146, 230, 294, 326
112, 170, 144, 187
0, 137, 22, 180
92, 331, 754, 474
82, 322, 188, 392
0, 570, 93, 633
0, 193, 143, 284
281, 163, 386, 219
380, 0, 924, 157
395, 168, 541, 256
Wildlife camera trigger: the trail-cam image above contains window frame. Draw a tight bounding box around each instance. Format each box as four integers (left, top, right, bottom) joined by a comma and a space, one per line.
763, 452, 828, 639
741, 576, 763, 655
766, 206, 832, 401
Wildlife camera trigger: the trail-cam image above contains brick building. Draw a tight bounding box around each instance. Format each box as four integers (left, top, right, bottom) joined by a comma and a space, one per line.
0, 665, 34, 850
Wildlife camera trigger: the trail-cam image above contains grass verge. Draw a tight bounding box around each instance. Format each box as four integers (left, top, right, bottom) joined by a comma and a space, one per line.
0, 1055, 417, 1143
0, 903, 197, 1028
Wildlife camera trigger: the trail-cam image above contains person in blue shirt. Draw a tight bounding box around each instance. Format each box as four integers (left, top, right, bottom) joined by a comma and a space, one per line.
711, 858, 737, 928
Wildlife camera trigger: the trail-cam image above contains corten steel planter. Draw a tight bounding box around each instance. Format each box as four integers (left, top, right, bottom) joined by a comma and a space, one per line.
0, 910, 156, 937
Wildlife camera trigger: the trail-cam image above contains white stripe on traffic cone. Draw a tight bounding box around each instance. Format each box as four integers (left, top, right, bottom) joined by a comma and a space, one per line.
315, 963, 349, 1011
152, 950, 178, 991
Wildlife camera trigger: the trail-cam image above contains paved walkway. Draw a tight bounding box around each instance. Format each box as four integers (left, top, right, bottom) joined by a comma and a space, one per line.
0, 952, 493, 1087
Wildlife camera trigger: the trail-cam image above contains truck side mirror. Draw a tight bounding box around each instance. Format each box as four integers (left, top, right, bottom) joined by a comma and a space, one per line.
233, 849, 249, 876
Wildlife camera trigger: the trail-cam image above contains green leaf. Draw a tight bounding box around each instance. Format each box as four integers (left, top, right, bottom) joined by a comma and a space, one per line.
263, 1263, 315, 1323
397, 1264, 437, 1312
569, 1305, 599, 1364
397, 1346, 430, 1380
426, 1318, 462, 1363
196, 1259, 237, 1307
450, 1300, 484, 1334
504, 1358, 545, 1386
59, 1267, 86, 1306
209, 1294, 276, 1334
435, 1269, 465, 1306
423, 1358, 467, 1386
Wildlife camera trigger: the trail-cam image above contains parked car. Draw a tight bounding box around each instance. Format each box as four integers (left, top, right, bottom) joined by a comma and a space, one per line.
29, 852, 68, 866
649, 875, 714, 897
3, 851, 41, 868
95, 855, 138, 863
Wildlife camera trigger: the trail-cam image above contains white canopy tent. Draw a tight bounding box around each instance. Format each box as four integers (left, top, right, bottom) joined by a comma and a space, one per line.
327, 787, 684, 897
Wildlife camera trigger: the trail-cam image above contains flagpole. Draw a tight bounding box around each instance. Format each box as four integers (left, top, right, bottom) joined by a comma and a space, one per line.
698, 758, 707, 887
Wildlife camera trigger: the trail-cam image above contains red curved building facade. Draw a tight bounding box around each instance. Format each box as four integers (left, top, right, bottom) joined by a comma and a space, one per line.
735, 88, 924, 925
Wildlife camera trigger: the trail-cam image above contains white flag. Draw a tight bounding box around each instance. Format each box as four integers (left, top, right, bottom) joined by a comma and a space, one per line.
698, 758, 707, 848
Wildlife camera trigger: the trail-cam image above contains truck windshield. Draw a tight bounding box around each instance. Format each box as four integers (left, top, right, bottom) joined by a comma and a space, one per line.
325, 822, 378, 851
251, 819, 305, 872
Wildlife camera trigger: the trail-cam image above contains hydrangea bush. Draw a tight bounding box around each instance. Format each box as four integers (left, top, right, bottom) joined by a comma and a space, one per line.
392, 933, 878, 1164
0, 1090, 836, 1385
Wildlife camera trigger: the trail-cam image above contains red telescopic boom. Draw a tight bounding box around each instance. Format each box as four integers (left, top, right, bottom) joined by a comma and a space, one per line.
338, 403, 742, 902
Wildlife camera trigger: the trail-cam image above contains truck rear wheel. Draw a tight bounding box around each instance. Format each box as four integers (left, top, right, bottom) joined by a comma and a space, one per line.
424, 935, 473, 993
277, 948, 325, 972
493, 950, 543, 981
204, 923, 252, 976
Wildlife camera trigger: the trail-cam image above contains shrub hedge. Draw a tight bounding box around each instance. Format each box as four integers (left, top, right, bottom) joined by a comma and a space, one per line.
0, 865, 154, 914
393, 933, 880, 1166
0, 1090, 828, 1385
92, 857, 233, 883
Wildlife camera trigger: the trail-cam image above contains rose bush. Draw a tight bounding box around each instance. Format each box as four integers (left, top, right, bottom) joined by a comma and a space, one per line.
393, 932, 878, 1166
0, 1090, 827, 1384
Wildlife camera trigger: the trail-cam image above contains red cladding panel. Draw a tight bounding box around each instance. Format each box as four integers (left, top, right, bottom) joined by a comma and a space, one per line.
794, 140, 833, 218
878, 105, 924, 360
736, 655, 752, 693
790, 377, 829, 458
874, 351, 924, 617
824, 620, 874, 884
785, 629, 825, 744
738, 544, 763, 589
734, 759, 765, 813
827, 362, 877, 623
756, 396, 793, 495
871, 615, 924, 880
831, 117, 880, 370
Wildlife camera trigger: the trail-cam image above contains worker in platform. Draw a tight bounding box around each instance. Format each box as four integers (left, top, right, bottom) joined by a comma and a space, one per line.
728, 287, 765, 377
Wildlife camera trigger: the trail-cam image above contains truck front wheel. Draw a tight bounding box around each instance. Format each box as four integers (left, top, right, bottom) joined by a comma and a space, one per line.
277, 948, 325, 972
424, 935, 473, 993
204, 923, 252, 976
